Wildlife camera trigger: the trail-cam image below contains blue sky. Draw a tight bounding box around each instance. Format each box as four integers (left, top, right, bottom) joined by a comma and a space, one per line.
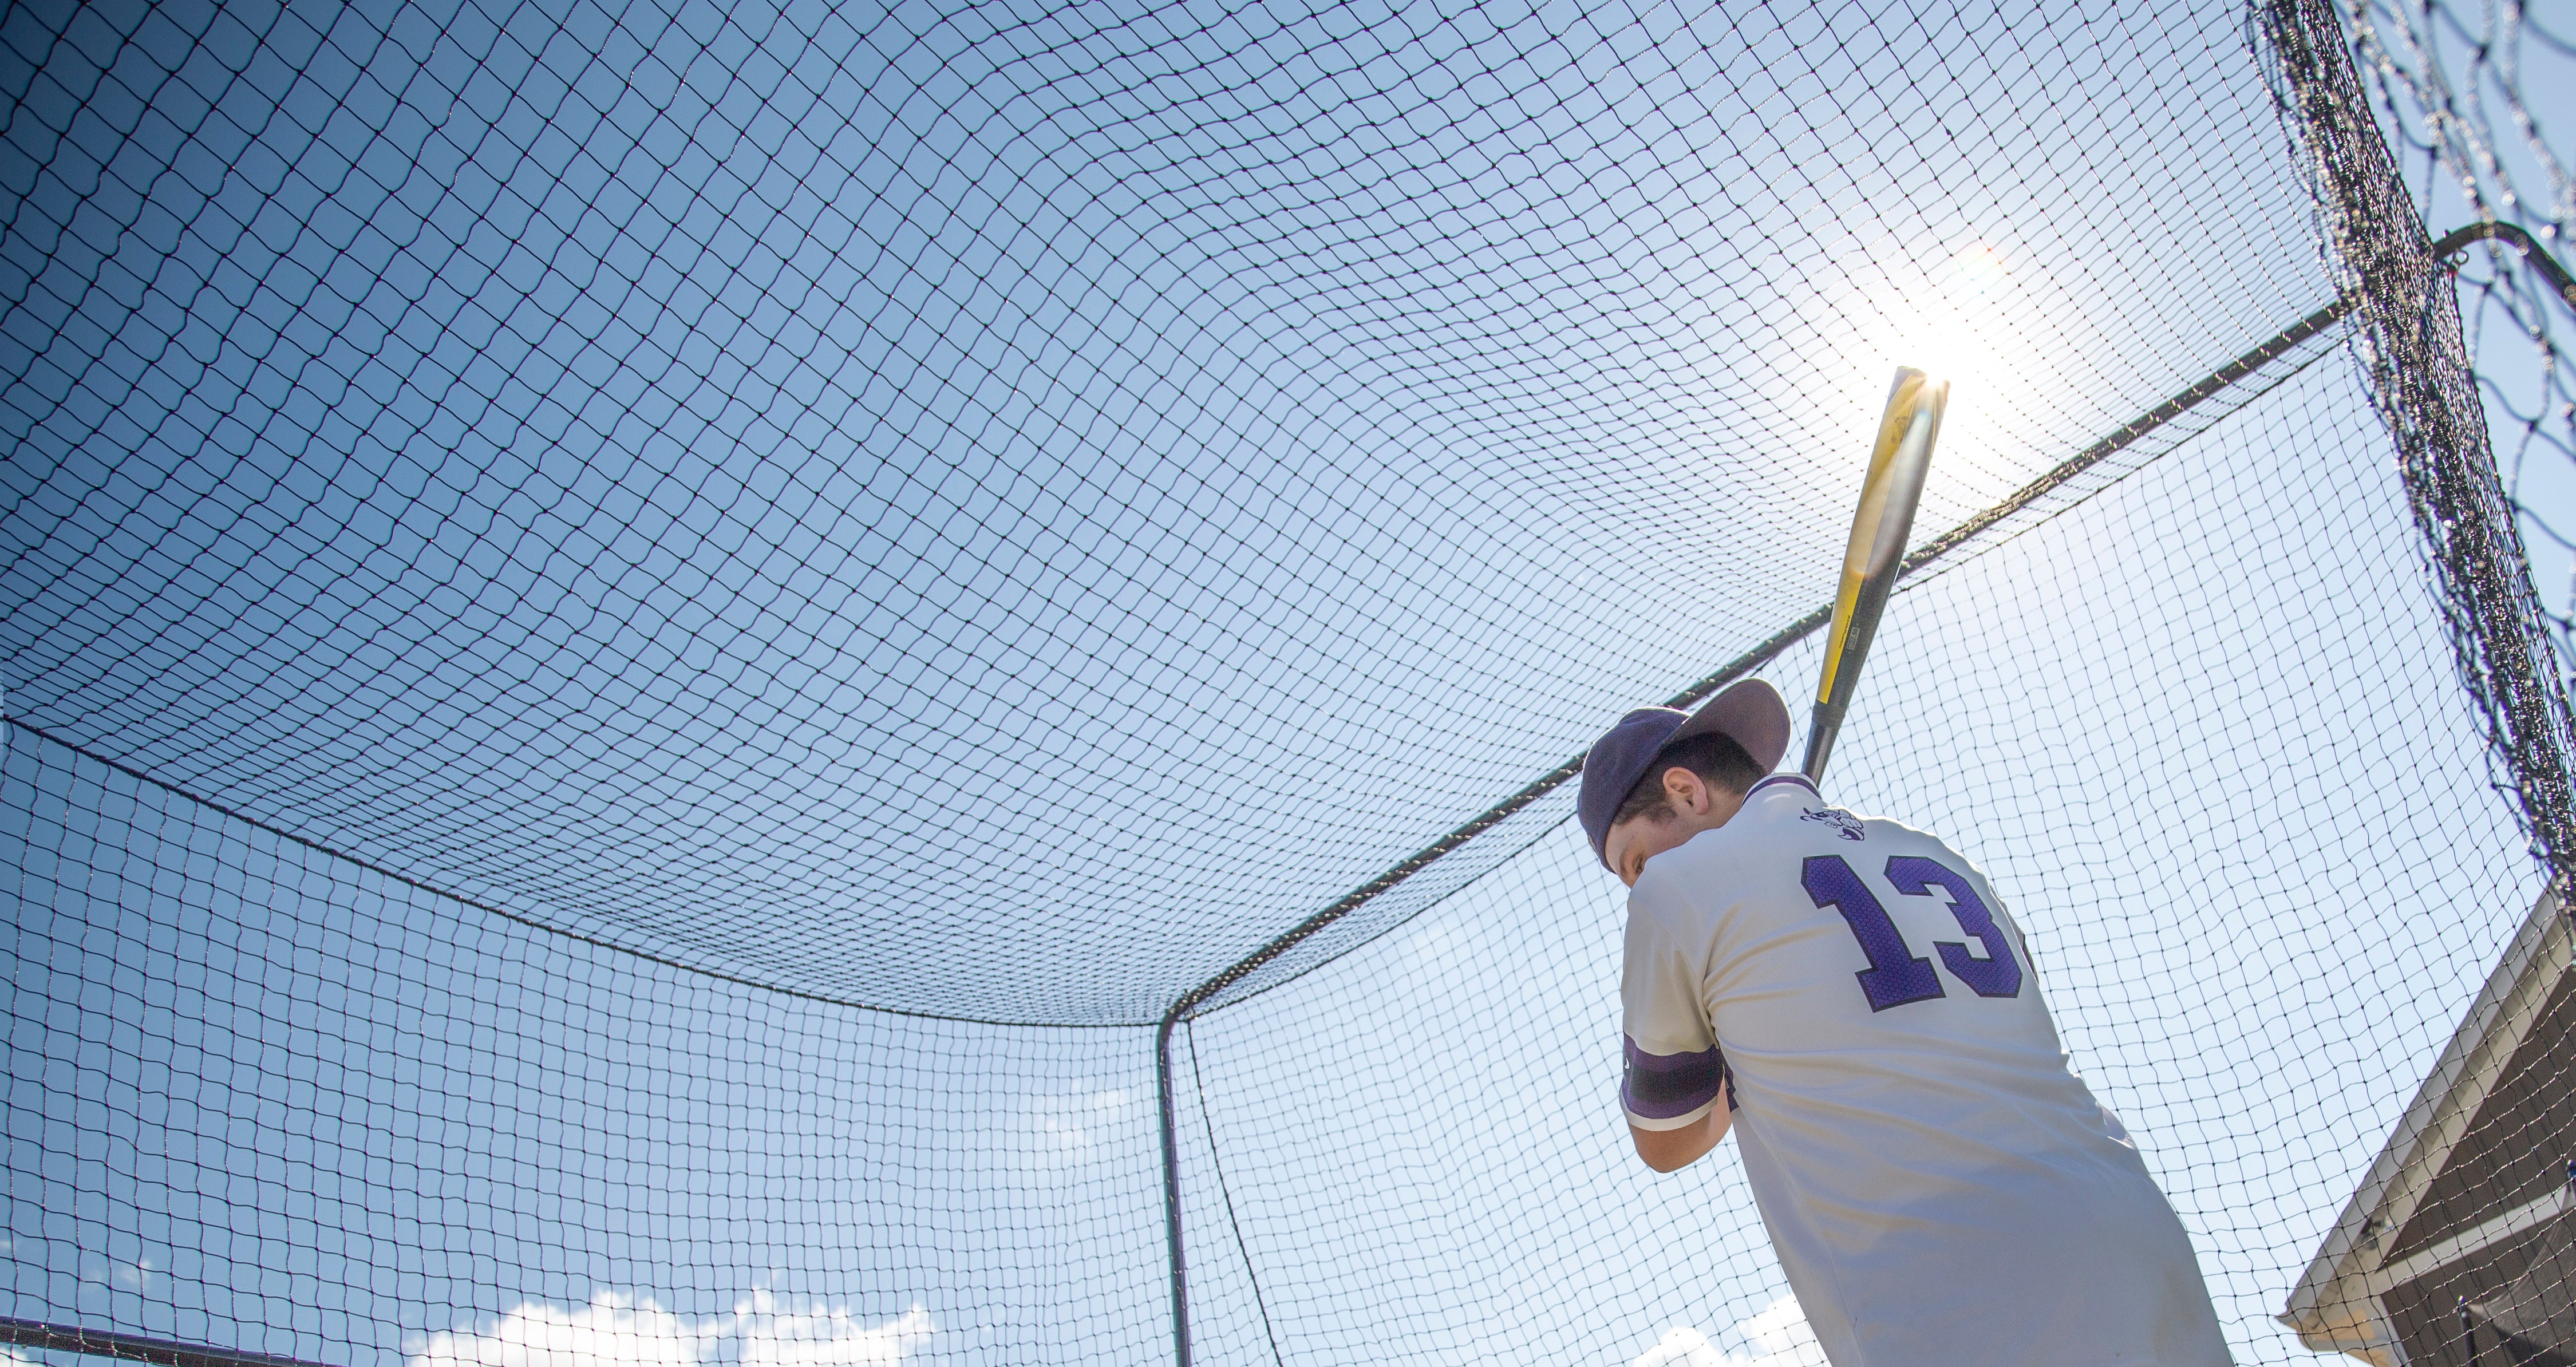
0, 0, 2328, 1025
1, 0, 2567, 1365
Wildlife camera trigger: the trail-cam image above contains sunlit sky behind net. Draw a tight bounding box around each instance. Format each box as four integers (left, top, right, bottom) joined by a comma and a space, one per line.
1, 0, 2328, 1023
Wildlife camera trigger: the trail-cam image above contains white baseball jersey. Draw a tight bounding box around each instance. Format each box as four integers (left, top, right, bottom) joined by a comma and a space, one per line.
1620, 773, 2230, 1367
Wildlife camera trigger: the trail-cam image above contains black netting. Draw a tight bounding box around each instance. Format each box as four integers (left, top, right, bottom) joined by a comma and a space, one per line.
0, 0, 2328, 1025
2274, 9, 2576, 1362
2346, 0, 2576, 668
2, 724, 1164, 1367
5, 0, 2574, 1365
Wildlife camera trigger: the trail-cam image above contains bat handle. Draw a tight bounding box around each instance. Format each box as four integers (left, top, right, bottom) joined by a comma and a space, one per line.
1802, 702, 1846, 783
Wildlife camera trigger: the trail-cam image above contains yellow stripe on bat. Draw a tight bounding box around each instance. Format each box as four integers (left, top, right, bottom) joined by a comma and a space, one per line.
1817, 567, 1870, 704
1816, 371, 1933, 705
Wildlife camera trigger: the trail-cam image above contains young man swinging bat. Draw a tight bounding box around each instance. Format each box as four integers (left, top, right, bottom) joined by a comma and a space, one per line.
1585, 372, 2232, 1366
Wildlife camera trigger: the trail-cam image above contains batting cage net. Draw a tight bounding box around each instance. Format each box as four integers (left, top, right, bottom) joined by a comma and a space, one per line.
3, 1, 2573, 1365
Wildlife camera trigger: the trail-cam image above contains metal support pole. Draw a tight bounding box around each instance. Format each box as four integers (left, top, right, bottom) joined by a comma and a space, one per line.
1156, 1008, 1192, 1367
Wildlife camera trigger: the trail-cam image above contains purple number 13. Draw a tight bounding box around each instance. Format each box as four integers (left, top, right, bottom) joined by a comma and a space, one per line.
1800, 855, 2022, 1011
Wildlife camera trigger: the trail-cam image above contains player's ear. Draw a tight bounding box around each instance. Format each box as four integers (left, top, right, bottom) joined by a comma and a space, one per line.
1661, 764, 1710, 816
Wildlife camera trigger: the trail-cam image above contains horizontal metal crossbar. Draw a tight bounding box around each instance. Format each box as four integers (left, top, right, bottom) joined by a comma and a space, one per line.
1160, 292, 2358, 1033
0, 1317, 338, 1367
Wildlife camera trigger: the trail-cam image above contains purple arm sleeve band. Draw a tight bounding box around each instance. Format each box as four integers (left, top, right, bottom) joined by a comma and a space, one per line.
1621, 1035, 1729, 1120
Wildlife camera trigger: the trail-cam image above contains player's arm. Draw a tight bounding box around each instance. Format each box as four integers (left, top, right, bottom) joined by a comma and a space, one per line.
1619, 894, 1732, 1172
1631, 1103, 1730, 1172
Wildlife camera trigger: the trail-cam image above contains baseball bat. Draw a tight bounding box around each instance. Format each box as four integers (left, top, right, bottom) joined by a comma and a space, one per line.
1802, 367, 1949, 783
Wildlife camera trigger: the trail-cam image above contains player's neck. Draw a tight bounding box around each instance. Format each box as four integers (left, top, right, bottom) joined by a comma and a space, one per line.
1684, 789, 1746, 837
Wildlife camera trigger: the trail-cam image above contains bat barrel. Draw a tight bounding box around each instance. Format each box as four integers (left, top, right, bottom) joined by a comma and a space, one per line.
1803, 370, 1949, 784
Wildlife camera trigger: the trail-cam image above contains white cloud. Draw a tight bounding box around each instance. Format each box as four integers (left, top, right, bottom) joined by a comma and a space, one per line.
1635, 1326, 1726, 1367
1635, 1295, 1828, 1367
405, 1290, 931, 1367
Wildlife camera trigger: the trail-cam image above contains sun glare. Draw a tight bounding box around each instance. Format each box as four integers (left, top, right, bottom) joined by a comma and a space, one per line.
1858, 242, 2018, 396
1818, 239, 2052, 496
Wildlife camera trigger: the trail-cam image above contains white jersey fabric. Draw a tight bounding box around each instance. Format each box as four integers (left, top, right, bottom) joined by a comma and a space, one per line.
1619, 773, 2229, 1367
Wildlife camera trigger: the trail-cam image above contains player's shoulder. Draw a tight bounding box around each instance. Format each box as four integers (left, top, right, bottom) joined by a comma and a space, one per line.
1744, 776, 1982, 863
1738, 773, 1897, 845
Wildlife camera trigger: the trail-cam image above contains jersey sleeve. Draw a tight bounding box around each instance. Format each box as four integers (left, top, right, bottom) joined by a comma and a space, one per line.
1619, 894, 1728, 1131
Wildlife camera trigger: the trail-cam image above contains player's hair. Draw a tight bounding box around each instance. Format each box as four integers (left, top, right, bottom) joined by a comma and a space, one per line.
1613, 730, 1767, 825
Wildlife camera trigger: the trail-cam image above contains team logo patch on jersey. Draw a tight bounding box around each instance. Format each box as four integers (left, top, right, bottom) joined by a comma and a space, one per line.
1801, 807, 1866, 840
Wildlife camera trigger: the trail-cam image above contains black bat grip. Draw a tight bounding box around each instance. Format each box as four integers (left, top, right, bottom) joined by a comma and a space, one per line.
1803, 701, 1847, 781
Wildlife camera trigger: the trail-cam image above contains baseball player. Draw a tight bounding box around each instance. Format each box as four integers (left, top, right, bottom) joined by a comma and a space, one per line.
1586, 677, 2231, 1367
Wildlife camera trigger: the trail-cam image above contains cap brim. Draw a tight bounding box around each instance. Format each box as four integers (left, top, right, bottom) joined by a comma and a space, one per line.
1669, 677, 1791, 773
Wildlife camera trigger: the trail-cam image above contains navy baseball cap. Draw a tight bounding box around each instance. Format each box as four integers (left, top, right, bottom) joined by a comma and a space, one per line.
1578, 678, 1792, 868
